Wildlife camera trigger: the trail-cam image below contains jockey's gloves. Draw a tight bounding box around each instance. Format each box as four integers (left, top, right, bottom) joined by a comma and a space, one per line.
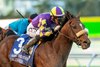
54, 25, 61, 31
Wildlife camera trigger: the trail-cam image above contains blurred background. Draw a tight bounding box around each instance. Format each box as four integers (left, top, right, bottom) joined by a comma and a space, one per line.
0, 0, 100, 67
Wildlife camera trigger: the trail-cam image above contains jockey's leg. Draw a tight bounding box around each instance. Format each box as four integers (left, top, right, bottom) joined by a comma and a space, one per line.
23, 23, 40, 54
22, 35, 40, 54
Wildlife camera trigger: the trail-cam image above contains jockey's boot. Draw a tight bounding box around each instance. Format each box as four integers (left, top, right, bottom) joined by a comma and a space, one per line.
22, 35, 40, 54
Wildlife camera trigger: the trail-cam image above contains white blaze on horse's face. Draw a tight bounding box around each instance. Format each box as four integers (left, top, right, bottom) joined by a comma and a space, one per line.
79, 23, 89, 33
79, 23, 84, 29
76, 23, 88, 37
85, 28, 89, 34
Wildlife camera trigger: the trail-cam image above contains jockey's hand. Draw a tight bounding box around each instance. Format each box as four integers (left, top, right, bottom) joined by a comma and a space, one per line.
54, 25, 61, 32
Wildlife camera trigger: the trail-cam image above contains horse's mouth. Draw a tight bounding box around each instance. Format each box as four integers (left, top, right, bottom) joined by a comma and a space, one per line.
81, 42, 90, 49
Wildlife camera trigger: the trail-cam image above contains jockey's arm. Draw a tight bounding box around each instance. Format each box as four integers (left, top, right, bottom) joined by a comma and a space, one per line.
38, 19, 53, 37
54, 25, 61, 32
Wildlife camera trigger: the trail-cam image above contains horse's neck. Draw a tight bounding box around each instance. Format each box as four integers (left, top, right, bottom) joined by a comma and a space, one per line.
52, 33, 73, 59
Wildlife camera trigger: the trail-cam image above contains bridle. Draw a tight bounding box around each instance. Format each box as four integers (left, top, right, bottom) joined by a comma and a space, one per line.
58, 19, 88, 46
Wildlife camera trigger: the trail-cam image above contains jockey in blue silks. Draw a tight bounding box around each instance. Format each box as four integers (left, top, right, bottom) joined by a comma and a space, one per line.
5, 13, 38, 36
22, 6, 65, 54
9, 18, 29, 36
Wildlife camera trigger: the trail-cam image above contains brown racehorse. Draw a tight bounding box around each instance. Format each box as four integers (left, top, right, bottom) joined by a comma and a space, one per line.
0, 11, 91, 67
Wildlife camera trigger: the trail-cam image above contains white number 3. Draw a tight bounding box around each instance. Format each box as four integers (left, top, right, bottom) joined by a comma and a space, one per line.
13, 38, 25, 54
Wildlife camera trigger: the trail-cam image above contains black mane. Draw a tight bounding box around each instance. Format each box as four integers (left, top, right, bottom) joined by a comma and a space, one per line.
60, 11, 75, 30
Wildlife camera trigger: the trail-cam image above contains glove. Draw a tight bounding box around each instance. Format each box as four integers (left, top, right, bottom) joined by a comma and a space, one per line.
54, 25, 61, 32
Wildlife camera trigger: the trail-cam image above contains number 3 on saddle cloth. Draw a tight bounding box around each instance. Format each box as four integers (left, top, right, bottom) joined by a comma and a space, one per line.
9, 34, 39, 67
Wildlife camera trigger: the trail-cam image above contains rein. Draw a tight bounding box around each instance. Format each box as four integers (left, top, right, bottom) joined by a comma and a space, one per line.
58, 31, 76, 42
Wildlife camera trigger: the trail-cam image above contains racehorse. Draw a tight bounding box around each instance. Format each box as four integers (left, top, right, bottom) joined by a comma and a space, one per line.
0, 11, 91, 67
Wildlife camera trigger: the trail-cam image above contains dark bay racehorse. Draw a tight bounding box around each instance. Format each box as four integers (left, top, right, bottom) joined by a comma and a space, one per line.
0, 11, 91, 67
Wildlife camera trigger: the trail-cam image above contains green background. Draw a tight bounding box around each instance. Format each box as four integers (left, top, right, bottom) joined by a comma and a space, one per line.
80, 17, 100, 38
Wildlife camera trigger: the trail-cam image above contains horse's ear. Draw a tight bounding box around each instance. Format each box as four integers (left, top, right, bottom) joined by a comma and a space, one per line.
76, 15, 80, 19
76, 11, 81, 18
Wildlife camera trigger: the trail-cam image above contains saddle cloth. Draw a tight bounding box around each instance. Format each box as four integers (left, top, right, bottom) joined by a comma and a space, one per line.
9, 34, 39, 67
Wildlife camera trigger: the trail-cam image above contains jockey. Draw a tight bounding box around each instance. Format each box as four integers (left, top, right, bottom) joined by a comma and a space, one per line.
22, 6, 65, 54
5, 13, 38, 36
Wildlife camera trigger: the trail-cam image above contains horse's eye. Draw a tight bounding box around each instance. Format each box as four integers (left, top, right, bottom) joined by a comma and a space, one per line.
71, 24, 77, 29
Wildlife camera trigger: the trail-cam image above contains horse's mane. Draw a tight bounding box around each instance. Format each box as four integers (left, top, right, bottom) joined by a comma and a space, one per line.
65, 11, 75, 20
60, 11, 75, 30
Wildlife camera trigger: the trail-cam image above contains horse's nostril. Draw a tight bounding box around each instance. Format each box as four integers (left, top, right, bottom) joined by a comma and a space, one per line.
83, 40, 90, 47
84, 39, 91, 45
83, 41, 87, 43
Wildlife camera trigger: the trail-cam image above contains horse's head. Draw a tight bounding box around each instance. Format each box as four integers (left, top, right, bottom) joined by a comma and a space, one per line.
60, 11, 91, 49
